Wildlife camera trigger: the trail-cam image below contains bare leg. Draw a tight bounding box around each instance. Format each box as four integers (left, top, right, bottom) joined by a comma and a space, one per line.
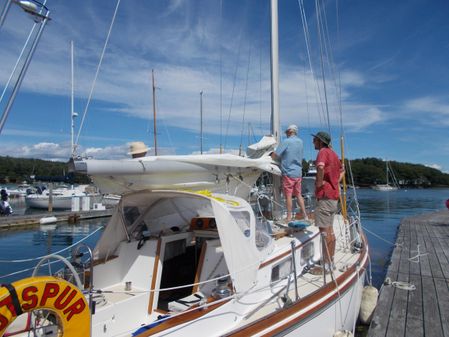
295, 195, 308, 219
285, 194, 293, 221
319, 227, 336, 266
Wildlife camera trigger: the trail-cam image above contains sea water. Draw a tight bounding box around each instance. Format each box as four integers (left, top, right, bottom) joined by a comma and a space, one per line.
0, 188, 448, 288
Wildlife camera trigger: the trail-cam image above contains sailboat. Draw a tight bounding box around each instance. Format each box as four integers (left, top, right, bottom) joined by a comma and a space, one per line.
371, 160, 399, 191
1, 1, 370, 336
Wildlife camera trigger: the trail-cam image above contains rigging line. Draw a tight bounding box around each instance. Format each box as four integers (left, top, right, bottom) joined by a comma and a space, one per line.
299, 0, 327, 125
259, 31, 263, 136
74, 0, 121, 152
0, 226, 104, 263
297, 0, 326, 127
319, 0, 344, 134
223, 25, 244, 151
258, 0, 269, 137
219, 0, 223, 154
0, 0, 48, 105
318, 0, 339, 131
0, 258, 63, 280
0, 28, 35, 104
315, 0, 331, 133
335, 0, 344, 132
239, 45, 252, 155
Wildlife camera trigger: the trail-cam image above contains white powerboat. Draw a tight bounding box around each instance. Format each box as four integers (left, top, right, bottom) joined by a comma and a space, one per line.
25, 185, 97, 210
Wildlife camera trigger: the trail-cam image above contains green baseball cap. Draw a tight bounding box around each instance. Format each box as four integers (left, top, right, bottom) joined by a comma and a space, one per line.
312, 131, 331, 145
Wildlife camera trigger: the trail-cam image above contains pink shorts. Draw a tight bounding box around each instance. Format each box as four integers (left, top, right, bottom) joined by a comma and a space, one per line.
282, 176, 302, 197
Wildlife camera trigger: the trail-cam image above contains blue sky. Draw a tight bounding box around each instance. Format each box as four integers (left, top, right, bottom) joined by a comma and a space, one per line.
0, 0, 448, 172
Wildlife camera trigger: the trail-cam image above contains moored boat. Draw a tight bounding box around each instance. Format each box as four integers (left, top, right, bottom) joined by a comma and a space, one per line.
2, 189, 368, 337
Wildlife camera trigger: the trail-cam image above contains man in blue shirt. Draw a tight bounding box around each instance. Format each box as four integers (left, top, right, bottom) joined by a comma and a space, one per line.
271, 124, 308, 222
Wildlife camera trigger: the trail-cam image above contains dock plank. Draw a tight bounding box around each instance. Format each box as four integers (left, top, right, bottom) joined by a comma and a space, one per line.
368, 209, 449, 337
367, 271, 397, 337
405, 274, 423, 337
385, 271, 409, 337
408, 224, 420, 276
423, 225, 444, 279
422, 276, 444, 337
434, 278, 449, 337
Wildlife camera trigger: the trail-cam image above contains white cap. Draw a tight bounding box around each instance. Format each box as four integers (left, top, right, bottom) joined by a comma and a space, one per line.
286, 124, 298, 133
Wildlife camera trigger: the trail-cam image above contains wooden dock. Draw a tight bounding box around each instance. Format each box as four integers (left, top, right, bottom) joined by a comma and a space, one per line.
0, 208, 113, 230
368, 209, 449, 337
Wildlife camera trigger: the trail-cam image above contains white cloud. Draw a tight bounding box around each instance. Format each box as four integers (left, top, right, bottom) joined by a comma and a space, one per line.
425, 163, 442, 171
404, 96, 449, 125
0, 0, 390, 160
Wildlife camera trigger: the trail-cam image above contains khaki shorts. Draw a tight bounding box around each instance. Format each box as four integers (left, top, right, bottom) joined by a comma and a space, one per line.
315, 199, 338, 228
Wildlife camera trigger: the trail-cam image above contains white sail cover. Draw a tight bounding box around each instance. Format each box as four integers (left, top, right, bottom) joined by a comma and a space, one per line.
71, 153, 280, 198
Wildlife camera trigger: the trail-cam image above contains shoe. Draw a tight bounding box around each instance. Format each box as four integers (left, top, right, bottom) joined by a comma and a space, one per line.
309, 266, 328, 275
309, 264, 334, 275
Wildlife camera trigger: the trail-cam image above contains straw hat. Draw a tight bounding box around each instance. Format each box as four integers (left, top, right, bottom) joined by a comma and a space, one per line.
128, 141, 149, 155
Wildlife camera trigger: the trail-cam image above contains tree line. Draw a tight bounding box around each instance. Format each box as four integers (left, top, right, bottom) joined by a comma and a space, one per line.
344, 158, 449, 187
0, 156, 90, 184
1, 156, 448, 187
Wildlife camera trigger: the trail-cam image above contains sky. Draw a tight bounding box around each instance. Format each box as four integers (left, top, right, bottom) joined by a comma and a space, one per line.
0, 0, 448, 173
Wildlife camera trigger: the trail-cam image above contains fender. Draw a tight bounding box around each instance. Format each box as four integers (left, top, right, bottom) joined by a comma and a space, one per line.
0, 276, 90, 337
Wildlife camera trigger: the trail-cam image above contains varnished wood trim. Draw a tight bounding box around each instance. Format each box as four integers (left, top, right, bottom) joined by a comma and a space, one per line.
259, 232, 320, 269
135, 298, 229, 336
192, 240, 207, 293
227, 245, 369, 336
148, 238, 162, 314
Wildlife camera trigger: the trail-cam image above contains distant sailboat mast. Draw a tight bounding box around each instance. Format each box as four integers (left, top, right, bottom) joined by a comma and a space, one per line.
385, 161, 389, 186
200, 91, 203, 154
70, 41, 78, 157
152, 69, 158, 156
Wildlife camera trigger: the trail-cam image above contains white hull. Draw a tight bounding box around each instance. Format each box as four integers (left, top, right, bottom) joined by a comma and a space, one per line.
371, 184, 398, 191
25, 195, 75, 209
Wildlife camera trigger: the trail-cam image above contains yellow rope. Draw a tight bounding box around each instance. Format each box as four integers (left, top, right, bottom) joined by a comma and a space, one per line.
194, 190, 240, 206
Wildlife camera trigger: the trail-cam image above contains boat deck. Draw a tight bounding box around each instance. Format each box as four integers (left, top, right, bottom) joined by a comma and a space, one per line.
240, 247, 361, 325
233, 217, 363, 329
368, 209, 449, 337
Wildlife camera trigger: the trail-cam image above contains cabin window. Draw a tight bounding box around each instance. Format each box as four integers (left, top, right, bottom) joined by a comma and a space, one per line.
230, 211, 251, 236
255, 219, 272, 250
271, 258, 291, 282
123, 206, 140, 228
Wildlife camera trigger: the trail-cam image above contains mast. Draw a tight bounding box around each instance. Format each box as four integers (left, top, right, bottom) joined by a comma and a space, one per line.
70, 41, 77, 157
152, 69, 158, 156
200, 91, 203, 154
386, 161, 389, 185
270, 0, 282, 219
270, 0, 280, 143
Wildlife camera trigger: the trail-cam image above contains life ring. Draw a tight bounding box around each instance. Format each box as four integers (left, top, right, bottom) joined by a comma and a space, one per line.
0, 276, 90, 337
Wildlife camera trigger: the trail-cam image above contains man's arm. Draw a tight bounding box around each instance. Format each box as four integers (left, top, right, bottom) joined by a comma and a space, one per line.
316, 164, 325, 187
339, 167, 345, 182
